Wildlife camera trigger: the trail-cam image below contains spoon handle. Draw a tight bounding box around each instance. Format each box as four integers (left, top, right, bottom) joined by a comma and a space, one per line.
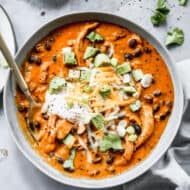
0, 32, 29, 94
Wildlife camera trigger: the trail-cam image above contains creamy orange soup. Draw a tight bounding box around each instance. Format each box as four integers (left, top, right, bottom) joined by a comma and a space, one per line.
16, 22, 174, 179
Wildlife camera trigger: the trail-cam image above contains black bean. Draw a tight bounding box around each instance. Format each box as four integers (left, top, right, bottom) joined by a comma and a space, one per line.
144, 94, 153, 104
106, 157, 114, 164
166, 100, 173, 108
28, 54, 41, 65
133, 48, 142, 57
28, 54, 36, 63
160, 114, 166, 120
70, 127, 76, 134
49, 152, 54, 158
18, 105, 27, 112
128, 38, 137, 48
52, 55, 57, 62
34, 44, 43, 53
124, 53, 133, 60
92, 156, 102, 164
35, 57, 42, 65
153, 104, 160, 113
42, 113, 49, 120
49, 36, 55, 42
56, 156, 64, 164
29, 122, 35, 131
132, 123, 142, 135
33, 121, 41, 129
45, 41, 51, 51
165, 109, 171, 116
153, 90, 162, 97
143, 47, 152, 54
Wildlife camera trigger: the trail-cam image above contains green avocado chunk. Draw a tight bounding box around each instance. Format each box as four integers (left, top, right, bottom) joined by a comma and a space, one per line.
64, 51, 77, 66
122, 86, 137, 95
132, 69, 144, 81
63, 149, 76, 171
91, 113, 105, 130
83, 46, 99, 59
99, 84, 112, 99
80, 70, 91, 82
100, 134, 123, 152
86, 31, 104, 42
94, 53, 111, 67
130, 100, 141, 112
116, 62, 131, 75
48, 77, 66, 94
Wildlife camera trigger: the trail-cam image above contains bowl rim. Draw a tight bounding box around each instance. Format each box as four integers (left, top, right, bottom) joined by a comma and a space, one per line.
3, 11, 184, 188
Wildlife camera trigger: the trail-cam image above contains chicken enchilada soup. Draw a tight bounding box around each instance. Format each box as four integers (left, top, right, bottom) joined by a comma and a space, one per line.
16, 22, 174, 179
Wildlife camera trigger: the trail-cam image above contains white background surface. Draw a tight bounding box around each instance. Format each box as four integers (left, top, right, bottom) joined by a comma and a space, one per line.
0, 0, 189, 189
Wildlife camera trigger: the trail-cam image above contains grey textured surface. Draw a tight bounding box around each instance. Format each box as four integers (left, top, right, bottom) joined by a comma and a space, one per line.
0, 0, 189, 189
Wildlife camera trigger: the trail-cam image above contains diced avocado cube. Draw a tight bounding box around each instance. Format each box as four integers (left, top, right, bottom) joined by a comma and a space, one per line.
122, 86, 137, 95
86, 31, 104, 42
63, 134, 75, 148
126, 126, 135, 135
99, 84, 112, 99
91, 113, 105, 130
68, 70, 80, 80
83, 46, 99, 59
81, 94, 89, 104
48, 77, 66, 94
132, 69, 144, 81
128, 134, 138, 142
116, 62, 131, 75
94, 53, 111, 67
130, 100, 141, 112
133, 91, 140, 98
110, 57, 118, 67
100, 134, 123, 152
67, 101, 74, 109
83, 85, 92, 93
64, 51, 77, 66
80, 70, 91, 82
63, 149, 76, 171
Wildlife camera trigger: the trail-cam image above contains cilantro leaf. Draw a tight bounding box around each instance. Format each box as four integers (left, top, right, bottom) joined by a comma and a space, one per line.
86, 31, 104, 42
165, 28, 184, 46
179, 0, 188, 5
48, 77, 66, 94
100, 134, 123, 152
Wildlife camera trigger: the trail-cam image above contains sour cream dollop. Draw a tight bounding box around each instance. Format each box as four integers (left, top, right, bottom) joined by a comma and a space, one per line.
42, 84, 93, 124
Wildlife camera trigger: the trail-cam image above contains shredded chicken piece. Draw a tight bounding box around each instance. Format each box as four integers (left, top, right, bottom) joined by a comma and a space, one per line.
74, 22, 100, 65
123, 136, 134, 161
135, 104, 154, 148
126, 108, 141, 125
38, 115, 57, 153
78, 135, 92, 163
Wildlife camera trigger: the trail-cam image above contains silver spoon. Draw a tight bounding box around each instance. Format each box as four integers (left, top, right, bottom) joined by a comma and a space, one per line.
0, 32, 39, 143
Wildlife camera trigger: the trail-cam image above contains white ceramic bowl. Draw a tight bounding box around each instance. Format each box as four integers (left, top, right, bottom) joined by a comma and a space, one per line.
3, 12, 186, 188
